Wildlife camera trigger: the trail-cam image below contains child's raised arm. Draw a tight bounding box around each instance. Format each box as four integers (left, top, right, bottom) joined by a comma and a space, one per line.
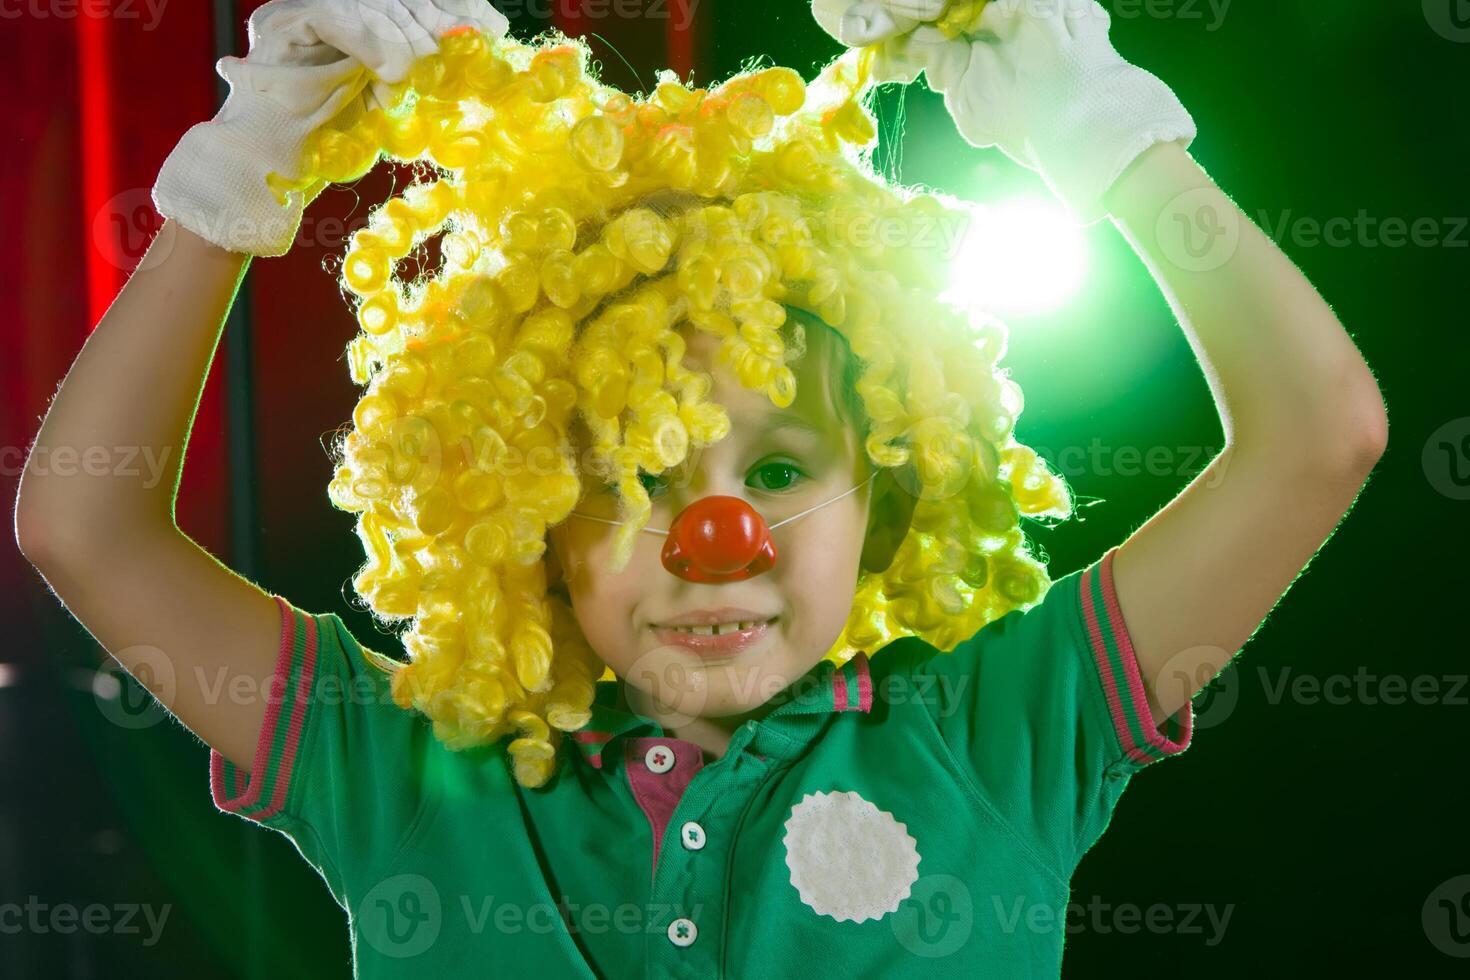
14, 221, 285, 773
1099, 140, 1387, 726
14, 0, 511, 772
816, 0, 1389, 726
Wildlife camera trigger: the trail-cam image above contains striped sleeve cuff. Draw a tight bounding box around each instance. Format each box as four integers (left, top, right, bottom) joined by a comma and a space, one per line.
208, 594, 320, 825
1079, 547, 1193, 769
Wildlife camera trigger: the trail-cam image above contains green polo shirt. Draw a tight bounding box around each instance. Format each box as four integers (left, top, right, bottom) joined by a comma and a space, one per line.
210, 545, 1193, 977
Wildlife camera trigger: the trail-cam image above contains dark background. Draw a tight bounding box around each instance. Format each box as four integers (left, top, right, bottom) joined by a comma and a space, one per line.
3, 0, 1466, 976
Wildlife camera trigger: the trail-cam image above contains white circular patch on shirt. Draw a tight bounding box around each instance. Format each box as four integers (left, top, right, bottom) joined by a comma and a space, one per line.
782, 790, 921, 923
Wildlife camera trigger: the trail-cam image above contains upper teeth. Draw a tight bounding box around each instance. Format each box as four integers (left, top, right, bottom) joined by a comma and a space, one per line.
665, 620, 764, 635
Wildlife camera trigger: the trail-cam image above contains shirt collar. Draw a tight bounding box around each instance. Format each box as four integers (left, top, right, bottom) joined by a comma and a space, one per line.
569, 651, 873, 770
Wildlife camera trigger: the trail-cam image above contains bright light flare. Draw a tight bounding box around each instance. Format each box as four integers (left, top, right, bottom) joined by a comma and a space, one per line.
942, 197, 1089, 317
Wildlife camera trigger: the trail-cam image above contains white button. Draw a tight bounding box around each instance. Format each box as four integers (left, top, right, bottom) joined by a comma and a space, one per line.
644, 744, 676, 773
680, 821, 706, 851
667, 916, 698, 947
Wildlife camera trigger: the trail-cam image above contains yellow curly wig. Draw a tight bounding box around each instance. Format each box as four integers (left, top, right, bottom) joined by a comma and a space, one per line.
272, 29, 1073, 787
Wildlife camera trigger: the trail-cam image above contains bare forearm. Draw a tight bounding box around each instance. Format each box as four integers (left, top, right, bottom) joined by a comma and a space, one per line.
1102, 141, 1387, 467
14, 221, 250, 555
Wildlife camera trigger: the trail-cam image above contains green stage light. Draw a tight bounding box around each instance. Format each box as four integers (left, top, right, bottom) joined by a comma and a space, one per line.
943, 197, 1089, 318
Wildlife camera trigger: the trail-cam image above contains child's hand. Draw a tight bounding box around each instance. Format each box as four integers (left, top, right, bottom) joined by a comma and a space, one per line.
812, 0, 947, 51
813, 0, 1196, 224
152, 0, 509, 256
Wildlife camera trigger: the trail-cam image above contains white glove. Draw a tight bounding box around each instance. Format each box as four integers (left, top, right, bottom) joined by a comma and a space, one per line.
152, 0, 509, 256
812, 0, 945, 52
814, 0, 1197, 225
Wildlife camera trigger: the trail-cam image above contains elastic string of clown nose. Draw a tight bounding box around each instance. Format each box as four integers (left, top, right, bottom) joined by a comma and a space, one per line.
567, 471, 878, 583
570, 471, 877, 537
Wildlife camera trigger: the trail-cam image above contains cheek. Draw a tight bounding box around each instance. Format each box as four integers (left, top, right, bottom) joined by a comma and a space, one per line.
553, 525, 661, 654
772, 502, 866, 622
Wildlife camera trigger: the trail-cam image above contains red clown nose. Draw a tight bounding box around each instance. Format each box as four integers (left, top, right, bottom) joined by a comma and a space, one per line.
660, 495, 777, 583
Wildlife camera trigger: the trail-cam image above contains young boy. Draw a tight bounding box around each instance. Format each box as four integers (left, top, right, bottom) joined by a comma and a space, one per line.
15, 0, 1386, 976
199, 307, 1192, 975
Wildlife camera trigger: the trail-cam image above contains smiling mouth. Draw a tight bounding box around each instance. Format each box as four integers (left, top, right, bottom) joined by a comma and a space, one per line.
649, 617, 779, 656
655, 617, 777, 635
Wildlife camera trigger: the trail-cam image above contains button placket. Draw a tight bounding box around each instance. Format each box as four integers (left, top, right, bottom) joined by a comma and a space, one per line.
647, 743, 769, 977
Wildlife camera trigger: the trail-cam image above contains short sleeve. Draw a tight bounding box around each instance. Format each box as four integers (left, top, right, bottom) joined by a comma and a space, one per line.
904, 546, 1193, 876
208, 595, 432, 902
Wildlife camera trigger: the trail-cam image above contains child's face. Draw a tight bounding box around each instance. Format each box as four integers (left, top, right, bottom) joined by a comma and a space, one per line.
547, 322, 912, 723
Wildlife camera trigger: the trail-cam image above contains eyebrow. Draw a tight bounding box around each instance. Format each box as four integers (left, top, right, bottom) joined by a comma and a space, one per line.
752, 414, 826, 438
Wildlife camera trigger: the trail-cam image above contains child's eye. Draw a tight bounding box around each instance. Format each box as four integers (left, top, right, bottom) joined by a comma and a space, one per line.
748, 461, 806, 493
627, 462, 806, 500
